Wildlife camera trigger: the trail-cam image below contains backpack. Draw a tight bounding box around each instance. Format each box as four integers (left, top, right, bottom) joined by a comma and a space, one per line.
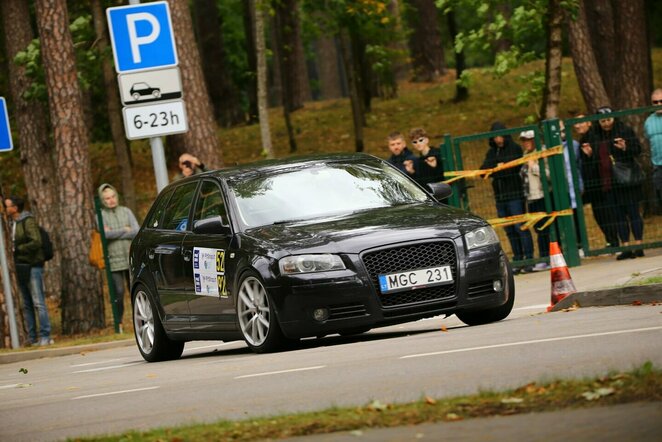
39, 226, 54, 262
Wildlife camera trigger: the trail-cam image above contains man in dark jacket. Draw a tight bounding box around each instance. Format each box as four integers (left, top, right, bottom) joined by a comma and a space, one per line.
4, 196, 53, 346
480, 122, 533, 273
386, 131, 417, 177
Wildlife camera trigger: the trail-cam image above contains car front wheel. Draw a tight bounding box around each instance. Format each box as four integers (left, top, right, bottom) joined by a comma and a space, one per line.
236, 272, 286, 353
133, 286, 184, 362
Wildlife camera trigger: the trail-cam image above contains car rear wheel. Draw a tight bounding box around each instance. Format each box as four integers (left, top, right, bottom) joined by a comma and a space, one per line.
152, 89, 161, 98
237, 272, 286, 353
456, 259, 515, 326
132, 92, 140, 101
133, 286, 184, 362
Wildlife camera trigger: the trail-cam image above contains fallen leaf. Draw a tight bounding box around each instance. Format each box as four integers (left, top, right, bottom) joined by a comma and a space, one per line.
501, 397, 524, 404
16, 383, 32, 388
424, 396, 436, 405
581, 387, 615, 401
631, 300, 642, 306
440, 325, 448, 332
445, 413, 462, 421
367, 399, 388, 411
18, 368, 28, 374
350, 430, 364, 437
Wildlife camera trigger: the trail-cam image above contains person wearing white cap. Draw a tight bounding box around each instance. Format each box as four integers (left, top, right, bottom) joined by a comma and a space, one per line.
519, 130, 551, 271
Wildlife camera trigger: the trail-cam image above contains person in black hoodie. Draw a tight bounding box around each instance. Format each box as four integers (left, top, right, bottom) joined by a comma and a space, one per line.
386, 131, 417, 178
579, 107, 643, 259
481, 122, 534, 273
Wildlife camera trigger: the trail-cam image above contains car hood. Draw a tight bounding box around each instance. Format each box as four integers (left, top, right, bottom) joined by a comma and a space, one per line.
240, 203, 486, 255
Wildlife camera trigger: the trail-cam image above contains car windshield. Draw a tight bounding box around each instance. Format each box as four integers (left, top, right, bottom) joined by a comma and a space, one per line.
228, 160, 431, 228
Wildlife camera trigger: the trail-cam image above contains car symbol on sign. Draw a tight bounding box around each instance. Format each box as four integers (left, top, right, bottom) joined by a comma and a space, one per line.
130, 82, 161, 101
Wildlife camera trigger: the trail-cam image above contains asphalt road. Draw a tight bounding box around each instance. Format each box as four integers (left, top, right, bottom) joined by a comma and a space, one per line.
1, 302, 661, 441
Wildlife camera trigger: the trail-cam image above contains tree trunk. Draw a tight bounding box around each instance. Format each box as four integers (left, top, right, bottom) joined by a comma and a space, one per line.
406, 0, 445, 82
274, 0, 307, 111
540, 0, 563, 119
169, 0, 222, 169
584, 0, 618, 105
338, 30, 364, 152
252, 0, 274, 159
35, 0, 105, 334
269, 17, 283, 107
192, 0, 244, 127
243, 0, 259, 124
446, 9, 468, 103
272, 5, 297, 153
314, 35, 343, 99
1, 0, 62, 300
387, 0, 410, 82
90, 0, 137, 214
565, 0, 611, 113
492, 3, 513, 53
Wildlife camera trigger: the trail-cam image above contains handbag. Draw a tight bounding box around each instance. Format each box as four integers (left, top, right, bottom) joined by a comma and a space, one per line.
88, 230, 105, 269
611, 157, 644, 186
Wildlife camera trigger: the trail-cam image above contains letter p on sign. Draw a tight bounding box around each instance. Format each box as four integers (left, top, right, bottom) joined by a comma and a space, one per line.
106, 1, 178, 73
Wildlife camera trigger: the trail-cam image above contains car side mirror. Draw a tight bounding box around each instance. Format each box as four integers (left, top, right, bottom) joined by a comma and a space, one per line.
426, 182, 453, 201
192, 216, 231, 235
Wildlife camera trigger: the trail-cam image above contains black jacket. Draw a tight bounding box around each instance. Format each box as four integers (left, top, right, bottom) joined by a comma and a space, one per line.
481, 134, 524, 203
579, 119, 642, 203
414, 146, 444, 185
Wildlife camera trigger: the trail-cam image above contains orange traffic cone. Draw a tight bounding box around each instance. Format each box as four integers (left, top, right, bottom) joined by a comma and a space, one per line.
547, 242, 576, 312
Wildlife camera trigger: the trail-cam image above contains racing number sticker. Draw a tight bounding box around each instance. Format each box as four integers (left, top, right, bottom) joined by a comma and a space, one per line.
193, 247, 227, 298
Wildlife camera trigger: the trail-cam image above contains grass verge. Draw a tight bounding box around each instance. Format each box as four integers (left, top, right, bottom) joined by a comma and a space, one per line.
77, 362, 661, 442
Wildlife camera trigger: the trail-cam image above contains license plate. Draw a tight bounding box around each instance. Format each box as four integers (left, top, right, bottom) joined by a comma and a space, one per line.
378, 266, 453, 294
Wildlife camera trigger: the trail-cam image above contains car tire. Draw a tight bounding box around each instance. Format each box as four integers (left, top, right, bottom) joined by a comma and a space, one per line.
456, 259, 515, 326
236, 271, 286, 353
132, 92, 140, 101
153, 89, 161, 98
133, 285, 185, 362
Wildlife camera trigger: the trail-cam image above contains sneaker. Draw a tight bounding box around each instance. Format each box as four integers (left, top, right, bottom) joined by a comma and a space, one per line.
512, 266, 522, 275
578, 248, 585, 258
39, 337, 54, 346
616, 251, 635, 261
520, 265, 534, 274
533, 262, 550, 271
634, 249, 645, 258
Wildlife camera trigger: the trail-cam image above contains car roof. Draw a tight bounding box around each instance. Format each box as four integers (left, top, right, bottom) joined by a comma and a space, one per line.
183, 152, 382, 184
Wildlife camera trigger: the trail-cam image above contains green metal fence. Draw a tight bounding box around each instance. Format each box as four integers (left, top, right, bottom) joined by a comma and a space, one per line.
439, 105, 662, 269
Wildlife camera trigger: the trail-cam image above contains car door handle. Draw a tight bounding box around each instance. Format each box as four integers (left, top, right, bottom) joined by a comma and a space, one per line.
154, 245, 181, 255
182, 250, 192, 262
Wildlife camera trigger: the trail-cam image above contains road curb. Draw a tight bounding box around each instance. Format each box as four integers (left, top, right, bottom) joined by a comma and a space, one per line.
550, 283, 662, 312
0, 339, 135, 364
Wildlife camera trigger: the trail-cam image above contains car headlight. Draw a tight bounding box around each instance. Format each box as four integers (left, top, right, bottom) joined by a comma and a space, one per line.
279, 254, 346, 274
465, 226, 500, 250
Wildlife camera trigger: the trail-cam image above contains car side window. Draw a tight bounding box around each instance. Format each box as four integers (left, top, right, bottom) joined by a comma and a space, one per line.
193, 181, 229, 226
145, 189, 173, 229
161, 182, 198, 231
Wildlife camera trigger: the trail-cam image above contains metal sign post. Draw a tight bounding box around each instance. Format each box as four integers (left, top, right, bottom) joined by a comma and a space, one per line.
107, 0, 188, 192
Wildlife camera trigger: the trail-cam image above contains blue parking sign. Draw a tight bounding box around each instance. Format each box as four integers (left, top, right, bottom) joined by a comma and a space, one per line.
0, 97, 13, 152
106, 1, 177, 73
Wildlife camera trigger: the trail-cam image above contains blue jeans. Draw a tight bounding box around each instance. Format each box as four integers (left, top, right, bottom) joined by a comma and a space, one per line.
496, 199, 534, 261
18, 266, 51, 343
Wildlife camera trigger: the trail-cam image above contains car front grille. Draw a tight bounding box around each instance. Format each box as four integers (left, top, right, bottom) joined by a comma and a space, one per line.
361, 241, 457, 308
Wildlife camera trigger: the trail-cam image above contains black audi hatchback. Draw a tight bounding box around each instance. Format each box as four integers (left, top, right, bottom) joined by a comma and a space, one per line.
130, 153, 514, 361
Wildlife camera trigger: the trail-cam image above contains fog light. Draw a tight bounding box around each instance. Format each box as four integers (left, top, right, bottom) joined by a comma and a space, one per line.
313, 308, 329, 322
493, 280, 503, 292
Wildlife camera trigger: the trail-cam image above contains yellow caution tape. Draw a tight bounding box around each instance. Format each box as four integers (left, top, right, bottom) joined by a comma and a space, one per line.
443, 145, 563, 184
487, 208, 573, 231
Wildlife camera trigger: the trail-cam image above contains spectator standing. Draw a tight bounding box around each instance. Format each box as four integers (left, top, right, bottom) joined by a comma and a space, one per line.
580, 107, 643, 259
519, 130, 551, 271
98, 184, 140, 326
386, 131, 417, 178
560, 119, 584, 252
175, 153, 207, 180
409, 128, 444, 185
4, 196, 53, 346
480, 122, 534, 273
644, 88, 662, 205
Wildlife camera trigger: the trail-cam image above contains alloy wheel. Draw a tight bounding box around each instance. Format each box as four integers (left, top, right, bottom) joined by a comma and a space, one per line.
237, 276, 271, 346
134, 290, 154, 354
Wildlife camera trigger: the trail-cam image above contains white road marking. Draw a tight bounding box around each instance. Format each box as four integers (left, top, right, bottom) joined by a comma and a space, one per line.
70, 358, 127, 368
72, 386, 159, 400
72, 362, 143, 373
184, 342, 232, 352
513, 304, 549, 311
234, 365, 325, 379
0, 384, 20, 390
400, 326, 662, 359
